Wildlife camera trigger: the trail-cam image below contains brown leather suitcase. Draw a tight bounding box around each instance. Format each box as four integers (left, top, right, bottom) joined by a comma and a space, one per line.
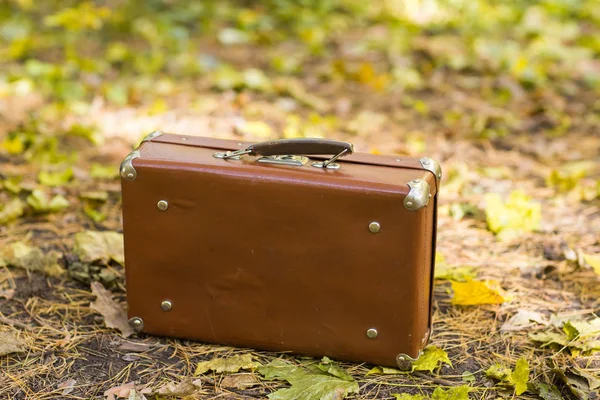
119, 131, 441, 368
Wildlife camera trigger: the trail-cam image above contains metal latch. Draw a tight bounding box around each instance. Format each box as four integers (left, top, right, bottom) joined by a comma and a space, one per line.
257, 155, 309, 166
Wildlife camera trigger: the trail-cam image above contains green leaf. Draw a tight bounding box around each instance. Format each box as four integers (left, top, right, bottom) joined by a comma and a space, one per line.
461, 371, 476, 382
83, 202, 106, 223
563, 318, 600, 340
1, 241, 64, 277
532, 382, 562, 400
411, 346, 452, 373
511, 358, 529, 395
2, 177, 22, 194
73, 231, 124, 265
79, 191, 108, 202
194, 354, 260, 375
258, 357, 359, 400
27, 190, 69, 213
485, 364, 511, 382
90, 163, 119, 180
0, 198, 25, 225
393, 394, 427, 400
66, 124, 104, 146
434, 265, 476, 282
38, 167, 73, 186
553, 366, 600, 399
431, 386, 471, 400
366, 366, 403, 376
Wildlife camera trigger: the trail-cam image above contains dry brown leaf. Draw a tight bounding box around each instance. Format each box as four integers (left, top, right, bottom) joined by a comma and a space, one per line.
0, 331, 27, 356
116, 341, 154, 352
501, 310, 548, 332
58, 379, 77, 395
155, 378, 202, 396
1, 241, 64, 277
74, 231, 124, 265
90, 282, 134, 338
0, 288, 15, 300
104, 382, 137, 400
220, 373, 259, 389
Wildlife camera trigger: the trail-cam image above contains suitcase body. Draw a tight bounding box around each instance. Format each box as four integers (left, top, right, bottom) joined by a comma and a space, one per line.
120, 131, 441, 368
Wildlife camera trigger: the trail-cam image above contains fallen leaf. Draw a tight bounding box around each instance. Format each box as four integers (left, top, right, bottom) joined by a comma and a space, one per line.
27, 189, 69, 213
79, 191, 109, 202
434, 265, 476, 282
431, 386, 471, 400
485, 358, 529, 395
1, 241, 64, 277
461, 371, 476, 382
393, 394, 427, 400
195, 353, 260, 375
116, 341, 154, 352
273, 77, 328, 112
485, 364, 512, 382
501, 310, 548, 332
511, 358, 530, 395
366, 366, 403, 376
582, 253, 600, 275
411, 346, 452, 373
258, 357, 359, 400
0, 331, 27, 356
234, 120, 273, 139
155, 378, 201, 396
553, 366, 600, 399
528, 331, 570, 348
90, 281, 133, 338
58, 379, 76, 395
127, 390, 147, 400
90, 163, 119, 179
74, 231, 124, 265
0, 288, 15, 300
104, 382, 139, 400
38, 168, 73, 186
532, 382, 562, 400
221, 373, 259, 389
451, 279, 506, 305
563, 318, 600, 340
0, 198, 25, 225
529, 317, 600, 355
484, 190, 541, 241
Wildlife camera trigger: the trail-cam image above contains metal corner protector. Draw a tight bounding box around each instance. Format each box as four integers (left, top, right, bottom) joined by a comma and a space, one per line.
141, 130, 164, 143
403, 179, 431, 211
120, 150, 141, 181
419, 157, 442, 183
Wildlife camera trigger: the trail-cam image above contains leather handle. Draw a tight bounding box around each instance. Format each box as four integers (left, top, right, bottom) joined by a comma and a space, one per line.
247, 139, 354, 157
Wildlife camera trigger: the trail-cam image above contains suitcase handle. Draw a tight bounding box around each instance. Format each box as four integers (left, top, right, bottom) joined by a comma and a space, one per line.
216, 138, 354, 169
248, 138, 353, 158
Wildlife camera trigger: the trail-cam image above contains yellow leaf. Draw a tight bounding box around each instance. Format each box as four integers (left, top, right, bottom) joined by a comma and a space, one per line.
236, 121, 273, 139
1, 136, 25, 155
484, 190, 541, 240
451, 279, 506, 306
582, 253, 600, 275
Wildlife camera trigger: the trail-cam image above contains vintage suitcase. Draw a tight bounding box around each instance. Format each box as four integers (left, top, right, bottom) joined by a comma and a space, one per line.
120, 131, 441, 368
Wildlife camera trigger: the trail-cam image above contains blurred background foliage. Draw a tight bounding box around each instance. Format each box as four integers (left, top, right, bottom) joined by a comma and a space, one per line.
2, 0, 599, 104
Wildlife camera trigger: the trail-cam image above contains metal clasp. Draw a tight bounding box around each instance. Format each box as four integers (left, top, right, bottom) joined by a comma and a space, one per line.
213, 149, 251, 160
258, 155, 309, 166
311, 148, 349, 170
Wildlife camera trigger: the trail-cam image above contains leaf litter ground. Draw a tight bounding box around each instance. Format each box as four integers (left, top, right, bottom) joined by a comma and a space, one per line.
1, 2, 600, 399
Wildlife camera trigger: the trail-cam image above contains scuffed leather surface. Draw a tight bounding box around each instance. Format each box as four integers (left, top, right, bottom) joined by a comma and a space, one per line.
121, 136, 437, 367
